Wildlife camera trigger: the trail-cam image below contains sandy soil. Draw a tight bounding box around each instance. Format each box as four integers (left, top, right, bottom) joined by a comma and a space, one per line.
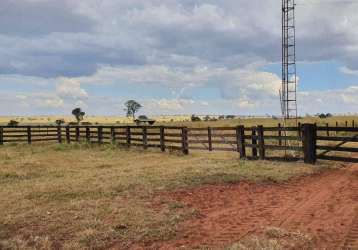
135, 162, 358, 250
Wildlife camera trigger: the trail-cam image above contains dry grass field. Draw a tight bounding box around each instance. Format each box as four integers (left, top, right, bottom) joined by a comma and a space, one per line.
0, 115, 357, 128
0, 115, 192, 125
0, 143, 334, 249
0, 116, 356, 249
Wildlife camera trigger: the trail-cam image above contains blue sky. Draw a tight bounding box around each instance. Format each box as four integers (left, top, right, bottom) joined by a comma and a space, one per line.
0, 0, 357, 116
263, 61, 358, 91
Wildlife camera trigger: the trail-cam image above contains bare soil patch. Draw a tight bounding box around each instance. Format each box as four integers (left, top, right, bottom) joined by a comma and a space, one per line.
140, 163, 358, 250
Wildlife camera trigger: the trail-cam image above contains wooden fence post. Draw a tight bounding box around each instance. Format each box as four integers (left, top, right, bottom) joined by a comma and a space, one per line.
57, 126, 62, 143
181, 127, 189, 155
66, 126, 70, 144
160, 126, 165, 152
298, 122, 301, 138
0, 127, 3, 145
27, 126, 32, 144
352, 120, 355, 128
142, 126, 147, 149
302, 124, 317, 164
257, 125, 265, 160
126, 126, 131, 147
208, 127, 212, 151
236, 125, 246, 159
86, 127, 90, 143
75, 127, 80, 142
336, 121, 338, 136
251, 127, 258, 158
98, 126, 103, 144
326, 123, 329, 137
345, 121, 348, 127
278, 123, 282, 146
111, 127, 116, 144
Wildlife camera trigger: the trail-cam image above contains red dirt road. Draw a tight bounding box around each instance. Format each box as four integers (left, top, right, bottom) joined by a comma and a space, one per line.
146, 163, 358, 250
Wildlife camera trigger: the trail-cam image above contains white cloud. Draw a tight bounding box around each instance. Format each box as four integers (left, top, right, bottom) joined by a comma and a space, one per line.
75, 64, 281, 101
340, 66, 358, 76
1, 0, 358, 116
56, 78, 88, 99
341, 86, 358, 104
154, 99, 185, 111
74, 100, 88, 109
40, 98, 64, 108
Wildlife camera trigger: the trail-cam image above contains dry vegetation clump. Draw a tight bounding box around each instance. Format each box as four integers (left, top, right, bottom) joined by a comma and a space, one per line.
227, 227, 314, 250
0, 144, 333, 249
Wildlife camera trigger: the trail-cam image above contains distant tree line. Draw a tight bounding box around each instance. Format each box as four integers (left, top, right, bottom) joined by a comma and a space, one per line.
316, 113, 333, 119
191, 114, 237, 122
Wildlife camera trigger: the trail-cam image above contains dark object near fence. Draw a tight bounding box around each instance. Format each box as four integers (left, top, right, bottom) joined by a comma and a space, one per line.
81, 122, 92, 126
8, 120, 19, 126
191, 115, 201, 122
0, 123, 357, 164
134, 116, 156, 126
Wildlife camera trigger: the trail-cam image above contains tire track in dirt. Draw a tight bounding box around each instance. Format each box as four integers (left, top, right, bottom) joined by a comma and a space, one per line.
274, 165, 358, 249
343, 213, 358, 250
342, 168, 358, 250
129, 164, 358, 250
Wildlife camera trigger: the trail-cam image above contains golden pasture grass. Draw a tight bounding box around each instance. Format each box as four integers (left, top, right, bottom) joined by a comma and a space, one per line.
0, 115, 191, 125
165, 115, 358, 128
0, 143, 335, 249
0, 115, 357, 128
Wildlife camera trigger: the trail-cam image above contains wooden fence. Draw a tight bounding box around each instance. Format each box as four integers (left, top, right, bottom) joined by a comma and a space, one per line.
0, 124, 357, 164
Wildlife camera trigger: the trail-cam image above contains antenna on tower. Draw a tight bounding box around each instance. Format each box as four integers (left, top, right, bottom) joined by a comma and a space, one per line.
281, 0, 298, 123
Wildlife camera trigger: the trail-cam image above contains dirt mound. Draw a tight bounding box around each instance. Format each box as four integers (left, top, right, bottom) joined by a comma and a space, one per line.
144, 163, 358, 249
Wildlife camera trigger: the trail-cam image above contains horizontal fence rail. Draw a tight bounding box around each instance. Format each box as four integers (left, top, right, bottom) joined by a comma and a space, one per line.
0, 123, 357, 164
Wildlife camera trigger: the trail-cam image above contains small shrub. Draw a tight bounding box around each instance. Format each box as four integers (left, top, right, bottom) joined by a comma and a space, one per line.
316, 113, 333, 119
8, 120, 19, 126
55, 119, 65, 126
81, 122, 92, 125
191, 115, 201, 122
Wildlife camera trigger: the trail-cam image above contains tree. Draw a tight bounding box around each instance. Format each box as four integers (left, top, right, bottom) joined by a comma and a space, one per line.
317, 113, 333, 119
55, 119, 65, 126
124, 100, 142, 119
204, 115, 211, 121
72, 108, 85, 124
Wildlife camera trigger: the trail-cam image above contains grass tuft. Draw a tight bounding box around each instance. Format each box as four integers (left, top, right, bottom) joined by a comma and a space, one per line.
227, 227, 314, 250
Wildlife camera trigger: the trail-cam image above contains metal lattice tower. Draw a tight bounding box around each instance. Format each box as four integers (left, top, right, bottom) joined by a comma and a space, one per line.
281, 0, 298, 121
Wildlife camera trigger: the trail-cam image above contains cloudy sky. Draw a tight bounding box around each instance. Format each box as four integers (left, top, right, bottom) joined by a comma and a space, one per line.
0, 0, 358, 116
